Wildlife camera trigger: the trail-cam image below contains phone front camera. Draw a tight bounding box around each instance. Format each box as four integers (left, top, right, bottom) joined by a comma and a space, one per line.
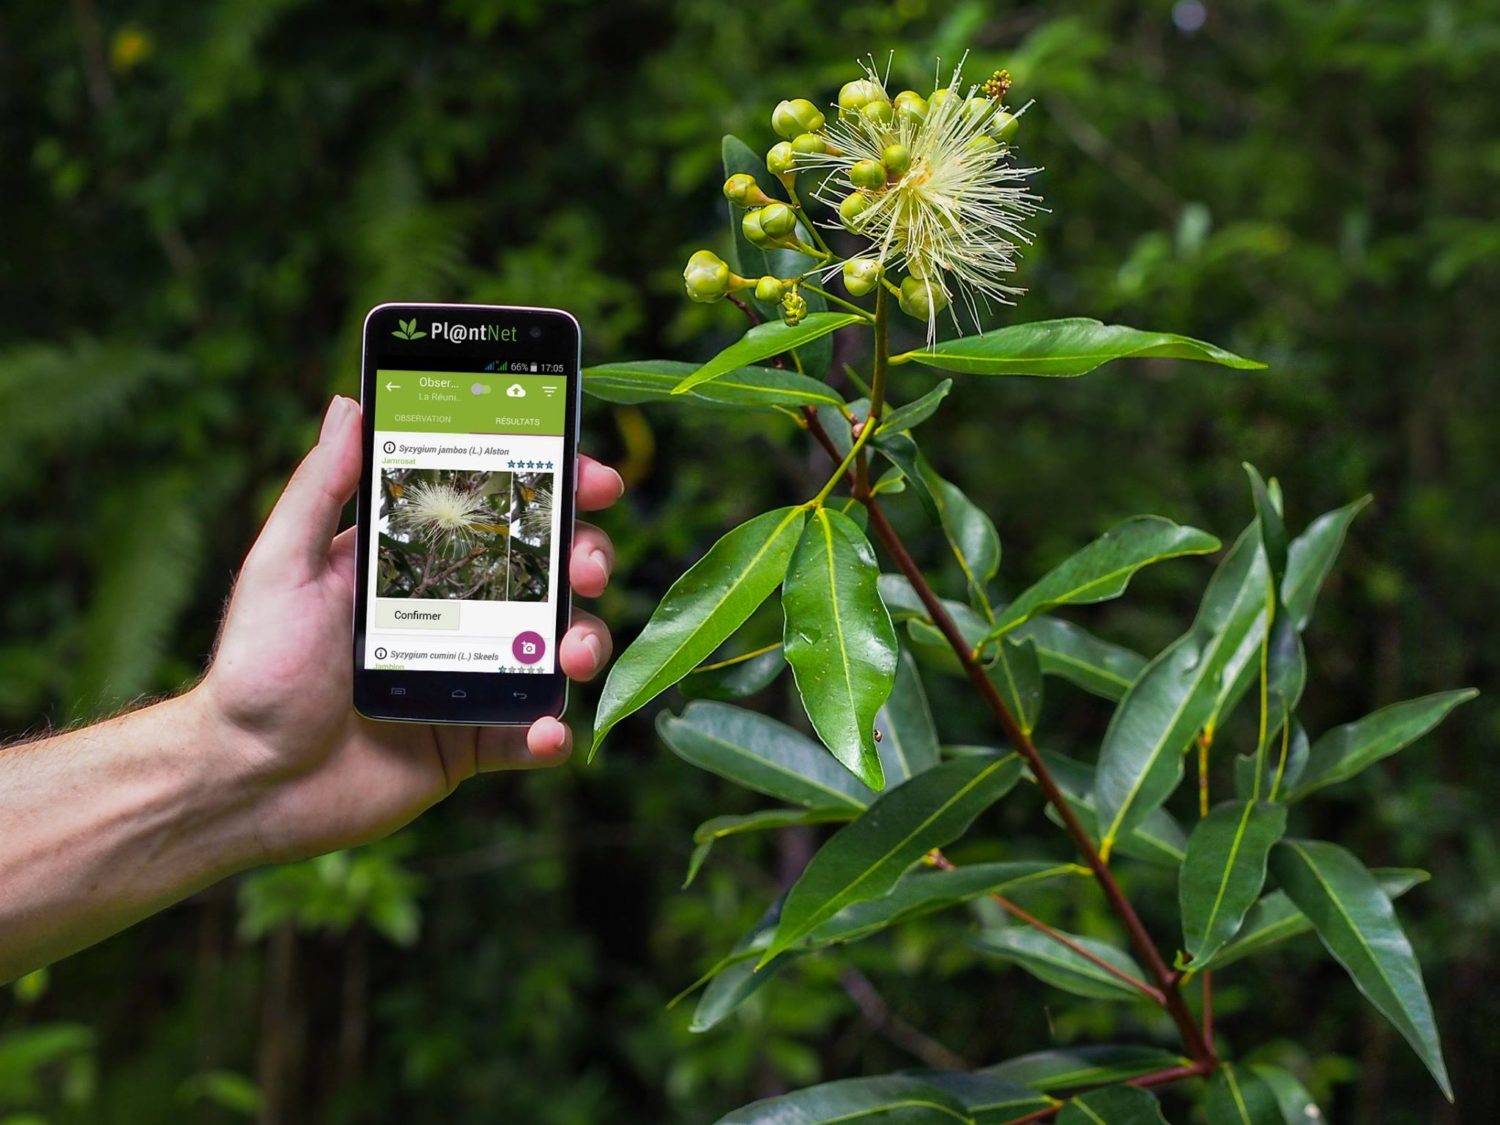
529, 326, 543, 339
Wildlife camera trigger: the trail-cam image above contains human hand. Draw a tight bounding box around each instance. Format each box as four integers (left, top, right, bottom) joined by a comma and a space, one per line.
195, 395, 622, 863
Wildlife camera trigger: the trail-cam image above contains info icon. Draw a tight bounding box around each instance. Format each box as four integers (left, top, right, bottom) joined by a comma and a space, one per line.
382, 441, 397, 454
512, 631, 545, 665
373, 647, 388, 660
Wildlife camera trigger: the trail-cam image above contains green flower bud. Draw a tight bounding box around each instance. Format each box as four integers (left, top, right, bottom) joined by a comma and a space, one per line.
898, 275, 949, 320
766, 141, 797, 177
966, 134, 999, 155
838, 192, 872, 231
990, 110, 1019, 141
894, 90, 928, 125
742, 208, 772, 246
759, 202, 797, 239
781, 290, 808, 325
755, 275, 786, 302
849, 159, 886, 190
838, 78, 887, 116
842, 257, 881, 297
683, 249, 732, 303
791, 132, 828, 156
881, 143, 911, 176
772, 98, 826, 140
928, 87, 953, 111
860, 99, 894, 128
963, 96, 996, 130
723, 173, 771, 207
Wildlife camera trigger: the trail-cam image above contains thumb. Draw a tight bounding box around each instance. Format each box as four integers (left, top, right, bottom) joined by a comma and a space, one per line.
251, 396, 363, 578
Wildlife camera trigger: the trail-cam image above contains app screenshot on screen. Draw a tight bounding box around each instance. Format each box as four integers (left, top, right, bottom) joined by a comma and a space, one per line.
364, 368, 568, 675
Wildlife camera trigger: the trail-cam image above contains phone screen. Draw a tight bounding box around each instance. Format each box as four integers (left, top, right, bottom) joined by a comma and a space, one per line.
353, 304, 580, 724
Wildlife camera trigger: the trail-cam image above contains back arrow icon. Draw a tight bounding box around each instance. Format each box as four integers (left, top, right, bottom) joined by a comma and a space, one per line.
385, 381, 400, 392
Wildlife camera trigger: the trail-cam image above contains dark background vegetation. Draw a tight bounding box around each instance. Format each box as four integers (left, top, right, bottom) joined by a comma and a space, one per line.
1, 0, 1495, 1121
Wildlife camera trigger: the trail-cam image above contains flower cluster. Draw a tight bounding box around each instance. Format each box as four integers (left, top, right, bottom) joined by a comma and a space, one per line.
682, 59, 1042, 340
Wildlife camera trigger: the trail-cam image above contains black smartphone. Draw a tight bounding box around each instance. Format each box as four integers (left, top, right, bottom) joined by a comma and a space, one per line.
353, 302, 581, 724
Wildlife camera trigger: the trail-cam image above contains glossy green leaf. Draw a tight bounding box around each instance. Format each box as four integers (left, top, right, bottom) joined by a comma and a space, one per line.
679, 644, 786, 701
761, 754, 1022, 964
917, 1071, 1051, 1120
1093, 528, 1269, 854
876, 379, 953, 434
1283, 495, 1372, 630
984, 517, 1220, 642
808, 861, 1082, 946
722, 135, 833, 377
692, 899, 793, 1032
783, 507, 899, 789
970, 926, 1149, 1001
656, 702, 873, 810
875, 648, 941, 784
1013, 617, 1147, 702
715, 1075, 971, 1124
1039, 751, 1188, 868
1199, 868, 1426, 970
921, 457, 1001, 609
1244, 465, 1289, 583
986, 1045, 1186, 1092
1057, 1084, 1168, 1124
988, 636, 1043, 735
1249, 1064, 1323, 1124
1179, 800, 1288, 965
1202, 1064, 1282, 1125
890, 317, 1263, 378
584, 360, 842, 409
873, 431, 942, 523
1286, 689, 1477, 802
1269, 839, 1451, 1099
673, 313, 864, 395
683, 806, 856, 888
593, 507, 806, 755
1234, 722, 1310, 802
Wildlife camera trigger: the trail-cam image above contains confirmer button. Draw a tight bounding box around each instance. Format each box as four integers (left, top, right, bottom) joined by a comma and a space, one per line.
374, 600, 460, 631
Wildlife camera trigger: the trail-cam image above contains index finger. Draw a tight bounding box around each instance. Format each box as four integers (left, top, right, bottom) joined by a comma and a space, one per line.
576, 454, 624, 512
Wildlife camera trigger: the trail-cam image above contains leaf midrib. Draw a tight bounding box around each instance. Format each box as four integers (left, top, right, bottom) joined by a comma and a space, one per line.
680, 725, 867, 810
1193, 801, 1259, 956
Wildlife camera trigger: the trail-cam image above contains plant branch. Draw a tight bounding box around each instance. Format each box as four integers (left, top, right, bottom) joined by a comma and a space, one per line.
838, 966, 968, 1071
928, 851, 1163, 1004
801, 283, 874, 321
1004, 1061, 1212, 1123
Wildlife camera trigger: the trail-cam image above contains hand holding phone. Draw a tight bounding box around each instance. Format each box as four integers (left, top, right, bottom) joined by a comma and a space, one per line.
354, 303, 588, 725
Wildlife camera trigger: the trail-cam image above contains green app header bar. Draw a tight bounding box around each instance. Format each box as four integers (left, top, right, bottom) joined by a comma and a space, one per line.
375, 370, 568, 436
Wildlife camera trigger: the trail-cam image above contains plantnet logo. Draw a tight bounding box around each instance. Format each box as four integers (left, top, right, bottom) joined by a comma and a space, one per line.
391, 318, 427, 340
429, 321, 519, 344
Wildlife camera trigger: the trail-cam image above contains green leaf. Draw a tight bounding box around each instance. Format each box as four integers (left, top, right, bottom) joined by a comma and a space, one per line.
1178, 800, 1288, 965
872, 431, 942, 522
1038, 751, 1188, 868
875, 648, 941, 784
715, 1075, 972, 1124
917, 1071, 1051, 1120
783, 508, 899, 788
986, 1045, 1187, 1093
1243, 465, 1289, 584
692, 899, 793, 1032
808, 861, 1082, 947
673, 313, 864, 395
919, 456, 1001, 608
592, 506, 806, 755
584, 360, 842, 409
1057, 1084, 1168, 1124
721, 135, 834, 376
1269, 839, 1451, 1099
679, 644, 786, 701
1286, 689, 1478, 802
876, 379, 953, 434
657, 702, 874, 810
1199, 868, 1427, 970
1013, 617, 1146, 702
988, 637, 1043, 735
1282, 495, 1371, 630
984, 517, 1220, 642
761, 754, 1022, 964
1234, 722, 1309, 802
1202, 1065, 1282, 1125
1248, 1064, 1323, 1124
683, 807, 856, 888
891, 317, 1264, 378
1093, 528, 1269, 854
969, 927, 1148, 1001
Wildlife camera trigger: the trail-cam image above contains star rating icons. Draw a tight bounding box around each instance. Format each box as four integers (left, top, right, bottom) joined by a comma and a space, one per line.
504, 459, 556, 471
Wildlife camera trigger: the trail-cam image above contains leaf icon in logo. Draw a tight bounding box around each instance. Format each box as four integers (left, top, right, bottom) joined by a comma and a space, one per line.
391, 317, 425, 340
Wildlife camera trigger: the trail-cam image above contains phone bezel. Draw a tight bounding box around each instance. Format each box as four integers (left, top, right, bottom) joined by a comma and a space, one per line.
352, 302, 581, 725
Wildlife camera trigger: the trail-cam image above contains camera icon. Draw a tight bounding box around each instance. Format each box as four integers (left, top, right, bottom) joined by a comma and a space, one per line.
512, 631, 545, 665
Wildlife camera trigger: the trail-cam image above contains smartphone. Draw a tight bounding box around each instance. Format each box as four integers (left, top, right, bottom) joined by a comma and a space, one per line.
353, 302, 581, 724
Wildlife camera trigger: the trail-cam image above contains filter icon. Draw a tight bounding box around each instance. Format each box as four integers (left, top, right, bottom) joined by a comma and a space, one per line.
542, 386, 557, 397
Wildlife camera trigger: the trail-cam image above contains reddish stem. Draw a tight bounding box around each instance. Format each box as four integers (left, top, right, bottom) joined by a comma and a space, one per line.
1003, 1061, 1212, 1123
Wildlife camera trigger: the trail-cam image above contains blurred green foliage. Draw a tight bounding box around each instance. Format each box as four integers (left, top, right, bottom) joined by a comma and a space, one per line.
0, 0, 1495, 1121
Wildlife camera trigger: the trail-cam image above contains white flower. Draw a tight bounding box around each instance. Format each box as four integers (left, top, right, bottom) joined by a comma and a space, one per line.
804, 59, 1043, 339
396, 480, 491, 549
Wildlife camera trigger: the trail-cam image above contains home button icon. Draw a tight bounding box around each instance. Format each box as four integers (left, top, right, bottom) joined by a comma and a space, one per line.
450, 689, 468, 700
